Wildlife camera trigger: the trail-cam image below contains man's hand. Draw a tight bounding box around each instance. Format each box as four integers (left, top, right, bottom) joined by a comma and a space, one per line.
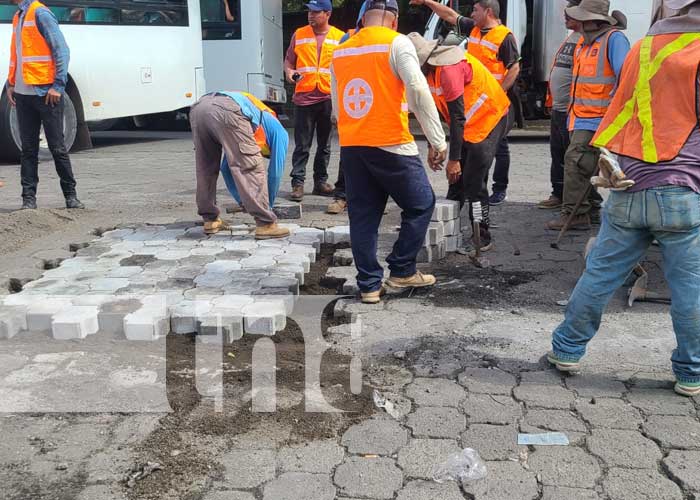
284, 68, 297, 84
7, 85, 15, 106
446, 159, 461, 185
428, 145, 447, 171
45, 88, 62, 107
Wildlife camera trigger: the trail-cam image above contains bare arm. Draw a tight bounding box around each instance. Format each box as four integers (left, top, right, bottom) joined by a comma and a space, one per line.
502, 61, 520, 92
409, 0, 459, 26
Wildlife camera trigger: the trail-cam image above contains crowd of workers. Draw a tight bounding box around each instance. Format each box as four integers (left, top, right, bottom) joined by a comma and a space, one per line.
4, 0, 700, 396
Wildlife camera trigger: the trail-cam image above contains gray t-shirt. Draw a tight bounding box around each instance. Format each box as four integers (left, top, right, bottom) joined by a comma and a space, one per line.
549, 32, 580, 113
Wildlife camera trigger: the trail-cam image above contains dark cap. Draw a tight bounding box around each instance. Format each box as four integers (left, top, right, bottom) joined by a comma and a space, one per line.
305, 0, 332, 11
365, 0, 399, 14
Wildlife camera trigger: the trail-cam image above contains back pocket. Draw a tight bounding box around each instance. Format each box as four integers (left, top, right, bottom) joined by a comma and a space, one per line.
656, 188, 700, 232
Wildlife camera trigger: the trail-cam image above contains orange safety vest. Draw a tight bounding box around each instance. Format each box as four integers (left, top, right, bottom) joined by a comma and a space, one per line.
241, 91, 277, 157
568, 30, 619, 130
467, 24, 512, 83
592, 33, 700, 164
333, 26, 413, 148
8, 0, 56, 87
293, 24, 344, 95
428, 54, 510, 144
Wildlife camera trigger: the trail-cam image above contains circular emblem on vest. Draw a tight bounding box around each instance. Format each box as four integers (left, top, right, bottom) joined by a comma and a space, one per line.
343, 78, 373, 119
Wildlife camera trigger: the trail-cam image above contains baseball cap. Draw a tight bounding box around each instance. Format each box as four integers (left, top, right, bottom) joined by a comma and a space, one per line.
365, 0, 399, 13
305, 0, 332, 11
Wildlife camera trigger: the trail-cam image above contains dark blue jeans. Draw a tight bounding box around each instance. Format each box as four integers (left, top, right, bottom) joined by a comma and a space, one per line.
342, 147, 435, 293
549, 110, 569, 200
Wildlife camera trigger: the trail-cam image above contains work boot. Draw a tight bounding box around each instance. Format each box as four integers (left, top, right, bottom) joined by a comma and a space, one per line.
547, 351, 581, 373
312, 182, 334, 197
65, 196, 85, 209
674, 381, 700, 397
290, 185, 304, 202
385, 271, 436, 290
255, 223, 290, 240
203, 218, 230, 235
326, 198, 347, 214
21, 198, 37, 210
361, 287, 385, 304
537, 195, 562, 209
545, 213, 591, 231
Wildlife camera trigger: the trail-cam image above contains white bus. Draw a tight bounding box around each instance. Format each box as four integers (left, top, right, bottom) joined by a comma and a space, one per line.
0, 0, 205, 161
200, 0, 286, 105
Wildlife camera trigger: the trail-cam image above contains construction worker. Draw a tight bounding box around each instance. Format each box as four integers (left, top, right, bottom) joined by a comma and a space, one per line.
538, 0, 583, 210
331, 0, 448, 304
219, 92, 289, 212
284, 0, 344, 202
408, 33, 511, 255
410, 0, 520, 206
189, 92, 290, 240
6, 0, 84, 210
547, 0, 700, 398
545, 0, 630, 230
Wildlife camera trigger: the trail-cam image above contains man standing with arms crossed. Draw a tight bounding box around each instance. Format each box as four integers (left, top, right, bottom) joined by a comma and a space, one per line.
6, 0, 84, 210
284, 0, 344, 203
331, 0, 448, 304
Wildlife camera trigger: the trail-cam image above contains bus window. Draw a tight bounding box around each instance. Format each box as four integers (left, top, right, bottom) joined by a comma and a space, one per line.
201, 0, 240, 40
0, 4, 16, 22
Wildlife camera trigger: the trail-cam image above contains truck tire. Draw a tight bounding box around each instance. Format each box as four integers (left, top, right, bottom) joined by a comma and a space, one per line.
0, 90, 78, 162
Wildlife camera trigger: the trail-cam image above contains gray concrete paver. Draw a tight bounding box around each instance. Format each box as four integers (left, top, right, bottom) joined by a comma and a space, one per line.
462, 461, 538, 500
457, 367, 517, 395
643, 415, 700, 450
460, 424, 521, 461
333, 456, 403, 499
219, 449, 276, 489
663, 450, 700, 494
263, 472, 336, 500
404, 378, 466, 408
575, 398, 644, 430
341, 417, 408, 456
461, 393, 522, 425
587, 428, 662, 468
397, 438, 461, 480
603, 468, 684, 500
277, 440, 345, 474
406, 406, 466, 439
529, 447, 601, 489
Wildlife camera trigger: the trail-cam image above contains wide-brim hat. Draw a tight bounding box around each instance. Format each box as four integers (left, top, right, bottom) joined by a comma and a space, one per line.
565, 0, 618, 24
407, 32, 465, 67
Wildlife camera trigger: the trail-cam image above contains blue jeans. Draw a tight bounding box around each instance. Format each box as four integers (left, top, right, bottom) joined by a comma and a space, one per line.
552, 186, 700, 384
342, 146, 436, 293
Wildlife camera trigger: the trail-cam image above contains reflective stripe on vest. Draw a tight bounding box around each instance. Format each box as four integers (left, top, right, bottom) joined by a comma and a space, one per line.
593, 34, 700, 163
8, 0, 56, 87
293, 24, 344, 95
467, 24, 512, 82
333, 26, 413, 147
428, 54, 511, 144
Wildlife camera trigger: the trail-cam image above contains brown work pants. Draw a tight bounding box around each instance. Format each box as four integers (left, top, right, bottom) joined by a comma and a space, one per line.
562, 129, 603, 216
189, 94, 276, 225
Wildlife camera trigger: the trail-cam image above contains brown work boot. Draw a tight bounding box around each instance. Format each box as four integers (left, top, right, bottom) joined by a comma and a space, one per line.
255, 223, 290, 240
361, 287, 385, 304
290, 185, 304, 202
537, 195, 562, 209
203, 218, 230, 235
312, 182, 334, 197
326, 198, 347, 214
545, 213, 591, 231
385, 271, 436, 290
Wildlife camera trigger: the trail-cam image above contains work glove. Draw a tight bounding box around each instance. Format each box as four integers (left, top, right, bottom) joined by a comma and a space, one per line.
590, 148, 636, 191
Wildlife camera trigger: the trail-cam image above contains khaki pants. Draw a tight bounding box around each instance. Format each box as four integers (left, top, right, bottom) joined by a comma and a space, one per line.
562, 129, 603, 216
189, 94, 276, 225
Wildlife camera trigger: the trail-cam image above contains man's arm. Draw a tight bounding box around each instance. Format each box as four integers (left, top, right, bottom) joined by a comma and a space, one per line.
409, 0, 459, 26
284, 33, 298, 83
498, 33, 520, 91
502, 61, 520, 91
35, 7, 69, 95
607, 31, 631, 80
262, 112, 289, 207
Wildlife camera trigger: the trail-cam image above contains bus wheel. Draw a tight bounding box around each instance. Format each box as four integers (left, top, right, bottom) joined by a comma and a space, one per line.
0, 91, 78, 163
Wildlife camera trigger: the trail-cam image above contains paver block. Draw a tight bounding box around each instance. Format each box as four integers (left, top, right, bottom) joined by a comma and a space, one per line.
425, 222, 444, 246
240, 256, 276, 270
106, 266, 143, 279
284, 244, 317, 263
276, 255, 311, 273
272, 203, 302, 220
397, 438, 460, 480
277, 440, 345, 474
663, 450, 700, 494
461, 424, 521, 461
431, 199, 459, 222
396, 480, 464, 500
87, 278, 131, 292
98, 299, 143, 334
334, 457, 403, 499
445, 234, 462, 252
203, 492, 255, 500
197, 309, 244, 343
263, 472, 335, 500
294, 227, 325, 243
643, 415, 700, 450
341, 417, 408, 456
325, 226, 351, 245
407, 406, 466, 439
513, 383, 575, 409
243, 301, 286, 335
524, 409, 586, 433
458, 367, 517, 395
289, 235, 321, 252
442, 218, 459, 236
463, 461, 539, 500
460, 393, 522, 425
603, 468, 683, 500
529, 447, 601, 488
333, 248, 354, 266
575, 398, 643, 430
220, 449, 276, 488
52, 306, 100, 340
260, 276, 299, 295
124, 310, 169, 341
0, 306, 28, 339
627, 388, 695, 416
194, 273, 233, 288
170, 301, 211, 334
405, 378, 466, 407
565, 374, 627, 398
26, 298, 73, 331
588, 429, 662, 468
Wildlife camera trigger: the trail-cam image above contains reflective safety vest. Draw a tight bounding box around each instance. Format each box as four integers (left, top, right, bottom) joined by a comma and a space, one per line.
332, 26, 414, 147
467, 24, 512, 83
428, 54, 510, 144
293, 24, 344, 95
592, 33, 700, 164
8, 0, 56, 87
241, 91, 276, 158
568, 30, 619, 129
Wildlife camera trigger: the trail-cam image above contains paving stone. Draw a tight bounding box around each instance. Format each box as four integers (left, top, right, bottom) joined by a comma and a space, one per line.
87, 278, 131, 292
283, 243, 317, 262
513, 383, 575, 409
294, 227, 325, 244
405, 378, 466, 408
397, 439, 460, 480
155, 250, 192, 261
263, 472, 335, 500
277, 440, 345, 474
396, 480, 465, 500
565, 374, 627, 398
460, 393, 522, 425
0, 306, 28, 339
603, 468, 683, 500
431, 199, 459, 222
272, 203, 302, 219
197, 309, 244, 343
462, 461, 538, 500
194, 273, 233, 288
588, 429, 662, 468
106, 266, 143, 278
203, 492, 256, 500
407, 406, 466, 439
243, 301, 286, 335
119, 254, 157, 267
289, 235, 321, 252
325, 226, 351, 245
124, 310, 169, 341
445, 234, 462, 252
260, 276, 299, 295
240, 256, 276, 269
541, 487, 599, 500
520, 371, 563, 385
169, 301, 211, 334
663, 450, 700, 494
26, 298, 73, 331
525, 409, 587, 433
220, 449, 276, 488
628, 389, 696, 416
460, 424, 520, 461
575, 398, 643, 430
97, 299, 142, 334
458, 368, 517, 395
276, 254, 311, 273
155, 278, 195, 291
425, 222, 445, 246
529, 447, 601, 488
333, 248, 354, 266
76, 485, 128, 500
643, 415, 700, 450
334, 456, 403, 499
341, 417, 409, 456
52, 306, 99, 340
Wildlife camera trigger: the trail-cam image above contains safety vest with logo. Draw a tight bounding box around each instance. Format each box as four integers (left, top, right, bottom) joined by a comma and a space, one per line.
467, 24, 512, 83
8, 0, 56, 87
428, 54, 510, 144
568, 30, 619, 130
293, 24, 344, 95
592, 34, 700, 164
332, 26, 414, 148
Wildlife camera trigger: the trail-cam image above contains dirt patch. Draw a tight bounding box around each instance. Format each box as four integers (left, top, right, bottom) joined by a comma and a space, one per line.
0, 208, 87, 255
300, 243, 349, 296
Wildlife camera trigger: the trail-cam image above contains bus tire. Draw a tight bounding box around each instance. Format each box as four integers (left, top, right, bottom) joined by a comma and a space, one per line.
0, 90, 78, 163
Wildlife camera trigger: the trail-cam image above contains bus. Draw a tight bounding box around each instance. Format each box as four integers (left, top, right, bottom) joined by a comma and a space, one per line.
0, 0, 205, 161
200, 0, 286, 105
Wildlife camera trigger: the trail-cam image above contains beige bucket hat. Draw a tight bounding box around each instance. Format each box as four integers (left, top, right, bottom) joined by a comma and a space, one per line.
407, 32, 465, 67
565, 0, 618, 24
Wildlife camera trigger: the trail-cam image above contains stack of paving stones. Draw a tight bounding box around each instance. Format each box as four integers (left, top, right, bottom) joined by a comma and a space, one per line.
0, 222, 323, 341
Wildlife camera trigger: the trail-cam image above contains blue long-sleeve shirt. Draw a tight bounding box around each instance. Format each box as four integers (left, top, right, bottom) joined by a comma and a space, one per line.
12, 0, 70, 96
216, 91, 289, 207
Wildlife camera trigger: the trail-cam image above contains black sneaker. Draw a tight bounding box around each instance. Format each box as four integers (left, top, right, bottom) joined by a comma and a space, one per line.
65, 197, 85, 209
489, 191, 507, 205
21, 199, 37, 210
